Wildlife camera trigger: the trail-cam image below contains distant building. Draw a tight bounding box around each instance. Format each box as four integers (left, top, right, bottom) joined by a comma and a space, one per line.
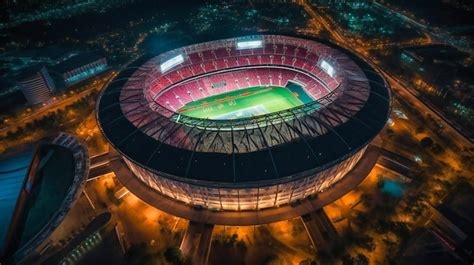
53, 53, 108, 86
16, 66, 56, 105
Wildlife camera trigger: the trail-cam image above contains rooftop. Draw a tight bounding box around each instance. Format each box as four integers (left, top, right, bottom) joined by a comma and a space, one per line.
0, 135, 87, 262
0, 147, 35, 254
53, 52, 105, 74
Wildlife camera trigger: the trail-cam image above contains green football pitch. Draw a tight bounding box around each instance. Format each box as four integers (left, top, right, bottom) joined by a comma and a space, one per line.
177, 86, 304, 120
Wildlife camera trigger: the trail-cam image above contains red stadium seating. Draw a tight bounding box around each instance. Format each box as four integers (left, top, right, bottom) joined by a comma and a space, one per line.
226, 58, 239, 68
188, 53, 202, 64
260, 55, 271, 65
214, 48, 228, 58
240, 48, 253, 56
274, 44, 284, 55
228, 47, 240, 57
147, 39, 343, 112
179, 66, 194, 80
295, 48, 307, 59
264, 44, 274, 54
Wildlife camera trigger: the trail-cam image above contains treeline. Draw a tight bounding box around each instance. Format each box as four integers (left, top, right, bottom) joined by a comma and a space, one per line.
1, 91, 98, 142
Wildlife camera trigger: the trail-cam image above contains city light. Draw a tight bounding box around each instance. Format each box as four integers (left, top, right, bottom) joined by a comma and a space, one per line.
160, 54, 184, 73
320, 60, 335, 77
65, 64, 107, 84
236, 40, 263, 50
1, 2, 472, 265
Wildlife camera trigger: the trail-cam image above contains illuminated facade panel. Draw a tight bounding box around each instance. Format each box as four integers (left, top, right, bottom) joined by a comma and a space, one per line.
123, 148, 366, 211
236, 40, 263, 50
56, 54, 108, 86
320, 60, 335, 77
160, 54, 185, 73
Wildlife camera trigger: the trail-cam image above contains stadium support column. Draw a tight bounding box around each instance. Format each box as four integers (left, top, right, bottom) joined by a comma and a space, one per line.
300, 208, 338, 251
180, 221, 214, 265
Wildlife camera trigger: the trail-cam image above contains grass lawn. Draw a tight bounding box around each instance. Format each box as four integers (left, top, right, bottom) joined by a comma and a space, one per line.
178, 86, 304, 120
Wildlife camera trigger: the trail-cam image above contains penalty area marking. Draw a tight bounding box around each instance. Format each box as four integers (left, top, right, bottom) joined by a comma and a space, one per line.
213, 105, 269, 120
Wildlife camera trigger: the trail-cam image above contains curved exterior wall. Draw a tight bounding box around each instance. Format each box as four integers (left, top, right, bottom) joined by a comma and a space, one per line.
18, 66, 55, 105
13, 133, 90, 263
97, 34, 391, 214
123, 147, 366, 211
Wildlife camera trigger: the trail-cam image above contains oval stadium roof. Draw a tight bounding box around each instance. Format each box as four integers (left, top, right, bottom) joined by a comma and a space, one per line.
97, 34, 391, 186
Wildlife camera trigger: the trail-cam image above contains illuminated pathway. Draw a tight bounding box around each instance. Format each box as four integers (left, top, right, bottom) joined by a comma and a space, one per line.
301, 209, 338, 251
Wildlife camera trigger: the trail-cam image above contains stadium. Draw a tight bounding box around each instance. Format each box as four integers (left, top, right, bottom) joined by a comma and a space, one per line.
97, 35, 391, 222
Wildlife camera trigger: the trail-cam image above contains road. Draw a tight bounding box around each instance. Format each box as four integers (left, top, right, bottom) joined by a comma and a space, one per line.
300, 0, 473, 150
372, 1, 473, 54
382, 71, 473, 150
0, 87, 96, 135
301, 209, 338, 251
87, 152, 122, 181
180, 222, 214, 265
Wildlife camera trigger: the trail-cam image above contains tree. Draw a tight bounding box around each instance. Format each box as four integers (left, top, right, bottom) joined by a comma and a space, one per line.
420, 137, 434, 148
354, 212, 369, 228
316, 249, 335, 264
392, 221, 410, 241
341, 254, 353, 265
461, 155, 474, 168
386, 128, 395, 137
262, 254, 278, 265
300, 259, 317, 265
431, 143, 444, 154
164, 246, 185, 265
236, 239, 247, 252
124, 242, 154, 265
354, 253, 369, 265
352, 234, 375, 252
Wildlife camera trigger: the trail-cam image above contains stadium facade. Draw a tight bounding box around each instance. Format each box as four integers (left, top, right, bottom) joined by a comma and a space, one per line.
97, 35, 390, 214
